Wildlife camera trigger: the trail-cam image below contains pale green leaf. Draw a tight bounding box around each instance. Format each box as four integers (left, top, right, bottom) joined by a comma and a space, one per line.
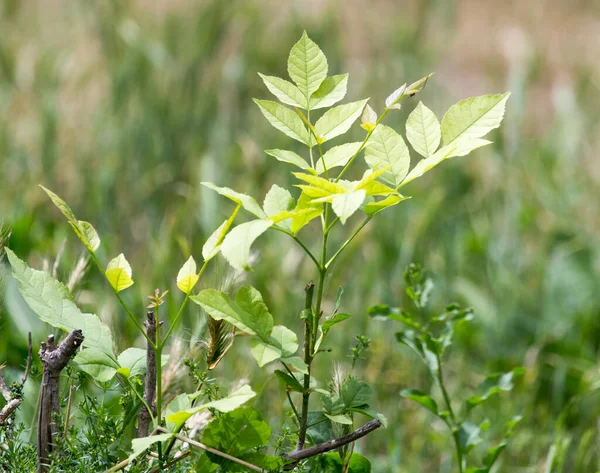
176, 256, 199, 294
314, 100, 369, 142
406, 101, 441, 158
361, 104, 377, 132
325, 413, 353, 425
287, 31, 328, 99
364, 124, 410, 187
251, 324, 299, 366
309, 74, 348, 110
200, 385, 257, 412
6, 249, 115, 357
254, 99, 310, 145
78, 221, 101, 252
220, 219, 273, 271
291, 192, 323, 235
129, 434, 174, 462
385, 84, 406, 109
400, 146, 457, 187
315, 142, 362, 175
280, 356, 309, 374
202, 220, 227, 261
118, 347, 151, 379
258, 73, 306, 108
264, 149, 313, 171
40, 186, 101, 253
263, 184, 294, 231
293, 172, 348, 197
74, 348, 119, 382
250, 339, 282, 367
364, 194, 409, 215
332, 190, 366, 224
441, 93, 510, 147
191, 286, 273, 340
201, 182, 266, 219
105, 253, 134, 292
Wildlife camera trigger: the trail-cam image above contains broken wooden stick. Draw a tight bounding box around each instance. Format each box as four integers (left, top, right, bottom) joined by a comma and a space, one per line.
37, 330, 84, 473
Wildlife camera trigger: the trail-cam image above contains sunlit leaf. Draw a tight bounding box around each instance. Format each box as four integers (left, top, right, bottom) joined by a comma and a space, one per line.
406, 101, 441, 158
258, 73, 306, 108
400, 389, 439, 415
254, 99, 311, 145
332, 190, 366, 224
315, 142, 362, 175
364, 124, 410, 187
105, 253, 134, 292
287, 31, 328, 99
291, 191, 323, 234
314, 100, 369, 142
176, 256, 199, 294
264, 149, 313, 171
220, 219, 273, 271
309, 74, 348, 109
201, 182, 266, 219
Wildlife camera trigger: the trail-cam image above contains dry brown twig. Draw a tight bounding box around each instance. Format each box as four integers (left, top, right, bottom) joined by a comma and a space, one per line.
0, 332, 33, 426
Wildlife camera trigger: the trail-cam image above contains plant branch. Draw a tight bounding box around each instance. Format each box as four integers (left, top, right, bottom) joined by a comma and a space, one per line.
325, 216, 372, 269
271, 226, 321, 269
296, 281, 315, 451
284, 419, 382, 462
138, 310, 157, 438
156, 426, 266, 472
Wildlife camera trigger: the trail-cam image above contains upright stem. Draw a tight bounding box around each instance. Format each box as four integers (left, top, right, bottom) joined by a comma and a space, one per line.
138, 311, 157, 438
296, 282, 315, 451
437, 353, 464, 473
155, 306, 164, 466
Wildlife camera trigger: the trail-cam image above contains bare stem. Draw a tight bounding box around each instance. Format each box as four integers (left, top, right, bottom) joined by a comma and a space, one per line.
138, 311, 157, 438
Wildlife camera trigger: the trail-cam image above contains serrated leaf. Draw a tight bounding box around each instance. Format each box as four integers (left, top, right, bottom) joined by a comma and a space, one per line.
105, 253, 134, 292
400, 389, 439, 415
314, 100, 369, 142
364, 124, 410, 187
385, 84, 406, 108
220, 219, 273, 271
309, 74, 348, 109
176, 256, 199, 294
191, 286, 273, 340
258, 73, 306, 108
406, 102, 441, 158
7, 249, 116, 367
287, 31, 328, 99
254, 99, 310, 145
201, 182, 266, 219
332, 190, 366, 224
441, 93, 510, 147
264, 149, 313, 171
291, 191, 323, 234
315, 142, 362, 175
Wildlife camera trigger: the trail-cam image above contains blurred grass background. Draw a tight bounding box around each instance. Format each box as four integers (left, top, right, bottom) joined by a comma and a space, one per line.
1, 0, 600, 471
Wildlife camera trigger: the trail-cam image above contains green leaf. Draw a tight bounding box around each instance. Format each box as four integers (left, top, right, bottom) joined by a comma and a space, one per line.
322, 312, 351, 334
287, 31, 328, 99
264, 149, 313, 171
201, 182, 266, 219
341, 378, 374, 409
74, 348, 119, 382
280, 356, 309, 374
40, 186, 101, 253
251, 325, 299, 366
321, 452, 372, 473
400, 145, 457, 187
118, 347, 160, 379
201, 385, 257, 412
192, 286, 273, 340
274, 370, 305, 392
364, 124, 410, 187
254, 99, 311, 145
202, 220, 227, 261
291, 192, 323, 234
361, 104, 377, 131
349, 407, 388, 428
220, 219, 273, 271
316, 142, 362, 175
458, 421, 485, 454
466, 367, 525, 410
263, 184, 295, 231
176, 256, 199, 294
129, 433, 174, 462
309, 74, 348, 110
78, 221, 101, 252
406, 102, 441, 158
441, 93, 510, 147
332, 190, 366, 225
105, 253, 134, 292
258, 73, 306, 108
322, 393, 346, 415
364, 194, 408, 215
325, 413, 353, 425
202, 407, 271, 464
306, 412, 335, 444
400, 389, 439, 415
315, 100, 369, 142
7, 249, 115, 356
294, 172, 348, 198
385, 84, 406, 109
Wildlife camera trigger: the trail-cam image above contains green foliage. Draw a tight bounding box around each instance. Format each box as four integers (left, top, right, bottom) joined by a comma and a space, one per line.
371, 264, 523, 473
3, 29, 511, 473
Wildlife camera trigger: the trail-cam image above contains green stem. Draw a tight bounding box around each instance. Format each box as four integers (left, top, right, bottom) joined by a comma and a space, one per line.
296, 282, 315, 450
271, 226, 321, 269
325, 216, 372, 269
155, 304, 164, 466
126, 376, 156, 428
437, 353, 464, 473
286, 391, 301, 425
